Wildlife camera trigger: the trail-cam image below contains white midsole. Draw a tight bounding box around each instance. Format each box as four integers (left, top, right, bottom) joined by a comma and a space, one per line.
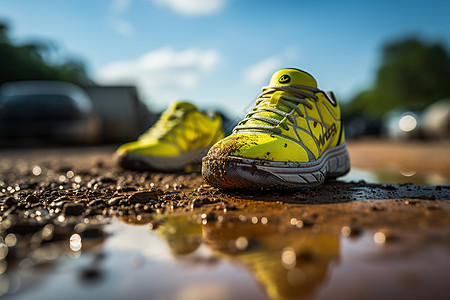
232, 143, 350, 185
125, 146, 210, 171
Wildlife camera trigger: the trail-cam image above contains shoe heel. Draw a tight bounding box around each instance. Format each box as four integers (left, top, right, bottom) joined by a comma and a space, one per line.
327, 149, 351, 178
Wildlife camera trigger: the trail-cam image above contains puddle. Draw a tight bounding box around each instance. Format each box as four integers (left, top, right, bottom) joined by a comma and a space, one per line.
342, 167, 449, 186
2, 205, 449, 300
0, 145, 449, 299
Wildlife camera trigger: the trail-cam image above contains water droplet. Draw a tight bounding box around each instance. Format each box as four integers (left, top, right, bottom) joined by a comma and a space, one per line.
42, 224, 54, 240
74, 176, 82, 184
281, 247, 296, 269
290, 218, 304, 228
0, 244, 8, 260
69, 234, 82, 251
4, 234, 17, 247
341, 226, 351, 237
235, 236, 248, 251
374, 231, 386, 245
32, 165, 42, 176
0, 219, 11, 230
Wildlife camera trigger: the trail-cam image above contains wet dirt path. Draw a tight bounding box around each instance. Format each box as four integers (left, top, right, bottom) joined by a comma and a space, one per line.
0, 140, 449, 299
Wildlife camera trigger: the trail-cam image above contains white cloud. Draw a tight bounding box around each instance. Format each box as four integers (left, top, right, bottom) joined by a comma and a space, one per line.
151, 0, 227, 16
109, 18, 134, 36
243, 48, 301, 86
243, 56, 283, 86
112, 0, 131, 13
97, 47, 221, 106
109, 0, 134, 36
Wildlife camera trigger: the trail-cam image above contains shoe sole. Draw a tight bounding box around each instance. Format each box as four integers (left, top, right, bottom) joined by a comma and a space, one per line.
117, 146, 211, 172
202, 143, 350, 189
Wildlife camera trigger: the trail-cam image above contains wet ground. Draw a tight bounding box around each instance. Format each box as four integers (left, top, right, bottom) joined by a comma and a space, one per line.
0, 139, 449, 300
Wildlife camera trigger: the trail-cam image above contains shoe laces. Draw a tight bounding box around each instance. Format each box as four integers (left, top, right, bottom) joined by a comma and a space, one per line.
234, 84, 320, 134
139, 108, 192, 141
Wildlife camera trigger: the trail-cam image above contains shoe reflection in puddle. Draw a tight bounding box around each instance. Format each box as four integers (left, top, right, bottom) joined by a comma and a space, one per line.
149, 212, 340, 300
202, 219, 340, 300
148, 214, 203, 257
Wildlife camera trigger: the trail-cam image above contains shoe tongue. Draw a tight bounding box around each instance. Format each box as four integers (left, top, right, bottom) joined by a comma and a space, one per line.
269, 68, 317, 88
169, 101, 196, 111
241, 69, 317, 131
143, 101, 195, 141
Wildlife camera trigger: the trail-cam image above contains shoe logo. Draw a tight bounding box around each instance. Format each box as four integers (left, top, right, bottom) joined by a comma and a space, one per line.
317, 123, 337, 147
278, 74, 291, 84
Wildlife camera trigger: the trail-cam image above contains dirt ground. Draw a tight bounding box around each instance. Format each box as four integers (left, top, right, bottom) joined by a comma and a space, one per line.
349, 139, 450, 180
0, 138, 449, 232
0, 139, 449, 299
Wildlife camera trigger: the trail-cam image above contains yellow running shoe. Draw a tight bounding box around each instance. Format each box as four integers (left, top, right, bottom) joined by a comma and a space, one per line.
116, 101, 224, 172
202, 68, 350, 189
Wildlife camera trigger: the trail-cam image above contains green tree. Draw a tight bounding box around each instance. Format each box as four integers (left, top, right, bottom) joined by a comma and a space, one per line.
345, 37, 450, 117
0, 22, 91, 85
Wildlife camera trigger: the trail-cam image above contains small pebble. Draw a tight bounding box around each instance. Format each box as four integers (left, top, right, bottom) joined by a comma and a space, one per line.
63, 203, 85, 216
128, 191, 159, 204
25, 195, 40, 204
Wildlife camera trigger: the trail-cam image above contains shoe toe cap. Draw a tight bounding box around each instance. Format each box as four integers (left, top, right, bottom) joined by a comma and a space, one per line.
207, 132, 311, 162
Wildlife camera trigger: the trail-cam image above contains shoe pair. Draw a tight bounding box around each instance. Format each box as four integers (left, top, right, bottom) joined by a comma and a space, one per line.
116, 68, 350, 189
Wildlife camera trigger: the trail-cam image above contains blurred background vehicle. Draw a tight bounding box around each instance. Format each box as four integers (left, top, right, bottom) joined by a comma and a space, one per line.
81, 85, 157, 143
1, 3, 449, 145
421, 98, 450, 140
0, 80, 101, 144
378, 99, 450, 141
344, 113, 382, 140
0, 81, 159, 145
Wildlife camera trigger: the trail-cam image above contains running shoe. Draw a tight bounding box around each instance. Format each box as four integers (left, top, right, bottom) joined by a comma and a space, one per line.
202, 68, 350, 188
116, 101, 224, 172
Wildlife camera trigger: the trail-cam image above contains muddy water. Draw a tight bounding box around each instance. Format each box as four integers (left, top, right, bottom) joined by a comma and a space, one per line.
2, 192, 450, 300
0, 144, 449, 300
343, 167, 449, 186
4, 209, 449, 300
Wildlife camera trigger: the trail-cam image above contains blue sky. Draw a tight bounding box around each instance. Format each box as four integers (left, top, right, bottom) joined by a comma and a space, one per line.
1, 0, 449, 116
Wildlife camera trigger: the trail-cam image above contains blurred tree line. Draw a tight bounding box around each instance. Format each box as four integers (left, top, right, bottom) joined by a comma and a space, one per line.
2, 19, 449, 120
0, 22, 91, 85
343, 36, 450, 118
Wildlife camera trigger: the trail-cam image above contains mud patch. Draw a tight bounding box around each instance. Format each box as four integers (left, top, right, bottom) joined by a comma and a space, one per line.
0, 144, 449, 299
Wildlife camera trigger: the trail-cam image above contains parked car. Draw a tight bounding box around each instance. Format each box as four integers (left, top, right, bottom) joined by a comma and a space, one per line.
422, 98, 450, 140
0, 81, 101, 144
82, 85, 157, 143
344, 113, 382, 140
